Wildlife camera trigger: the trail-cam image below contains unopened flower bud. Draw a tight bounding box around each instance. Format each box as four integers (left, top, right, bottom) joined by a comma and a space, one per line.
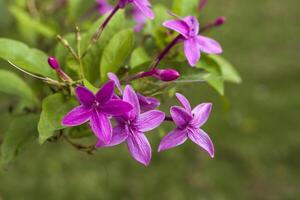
48, 56, 72, 82
48, 57, 61, 70
214, 16, 226, 26
154, 69, 180, 82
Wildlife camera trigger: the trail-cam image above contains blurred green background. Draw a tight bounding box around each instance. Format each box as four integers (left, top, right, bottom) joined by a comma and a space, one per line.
0, 0, 299, 199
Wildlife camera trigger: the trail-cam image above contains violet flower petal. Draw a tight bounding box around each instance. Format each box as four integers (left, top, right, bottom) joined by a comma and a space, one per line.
108, 73, 122, 94
170, 106, 193, 128
183, 16, 199, 36
75, 86, 95, 107
123, 85, 140, 119
136, 110, 165, 132
102, 99, 133, 116
132, 6, 147, 32
175, 93, 191, 113
197, 35, 223, 54
96, 0, 113, 15
184, 37, 200, 66
163, 19, 189, 38
127, 133, 152, 166
158, 128, 188, 152
90, 110, 112, 144
62, 105, 92, 126
95, 81, 115, 104
191, 103, 212, 127
137, 93, 160, 112
133, 0, 154, 19
96, 126, 128, 148
188, 128, 214, 158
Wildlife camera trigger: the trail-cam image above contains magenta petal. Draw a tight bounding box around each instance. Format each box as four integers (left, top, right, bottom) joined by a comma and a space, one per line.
175, 93, 191, 113
96, 126, 128, 148
197, 35, 223, 54
191, 103, 212, 127
188, 128, 214, 158
90, 110, 112, 144
96, 0, 113, 15
170, 106, 193, 128
137, 93, 160, 112
108, 73, 122, 94
158, 129, 188, 152
184, 37, 200, 66
102, 99, 133, 116
123, 85, 140, 119
133, 1, 154, 19
183, 16, 199, 36
163, 19, 189, 38
62, 105, 92, 126
136, 110, 165, 132
95, 81, 115, 104
75, 86, 95, 107
127, 133, 152, 166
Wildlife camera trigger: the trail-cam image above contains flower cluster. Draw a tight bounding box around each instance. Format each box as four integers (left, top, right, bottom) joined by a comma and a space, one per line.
53, 0, 223, 166
62, 73, 214, 166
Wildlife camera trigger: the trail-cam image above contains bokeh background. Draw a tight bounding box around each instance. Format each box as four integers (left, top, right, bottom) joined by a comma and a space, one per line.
0, 0, 299, 199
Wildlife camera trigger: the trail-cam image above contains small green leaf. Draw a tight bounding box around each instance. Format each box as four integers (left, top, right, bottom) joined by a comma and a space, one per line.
208, 55, 242, 84
81, 11, 126, 83
83, 79, 98, 93
0, 70, 39, 104
38, 93, 76, 144
100, 29, 134, 80
0, 38, 56, 79
130, 47, 151, 68
9, 5, 56, 38
197, 57, 225, 95
1, 114, 39, 165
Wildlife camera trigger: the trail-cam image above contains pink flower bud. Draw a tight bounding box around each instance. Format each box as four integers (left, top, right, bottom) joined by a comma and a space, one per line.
153, 69, 180, 82
48, 57, 61, 70
214, 16, 226, 26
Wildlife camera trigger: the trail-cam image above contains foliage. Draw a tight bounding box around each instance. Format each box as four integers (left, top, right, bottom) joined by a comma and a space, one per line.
0, 0, 241, 166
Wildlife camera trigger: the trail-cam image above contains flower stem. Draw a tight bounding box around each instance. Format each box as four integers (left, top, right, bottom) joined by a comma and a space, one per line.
149, 34, 182, 70
123, 35, 182, 83
76, 26, 85, 80
81, 4, 120, 58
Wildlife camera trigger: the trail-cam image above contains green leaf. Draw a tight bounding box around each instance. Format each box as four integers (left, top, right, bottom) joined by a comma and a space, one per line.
197, 57, 225, 95
208, 55, 242, 84
0, 70, 39, 104
100, 29, 134, 80
130, 47, 151, 68
83, 79, 98, 93
1, 114, 39, 165
0, 38, 56, 79
38, 93, 76, 144
81, 11, 126, 83
9, 5, 56, 38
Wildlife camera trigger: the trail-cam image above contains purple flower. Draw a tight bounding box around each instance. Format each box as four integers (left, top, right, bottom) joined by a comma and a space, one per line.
163, 14, 222, 66
118, 0, 154, 19
96, 85, 165, 166
158, 93, 215, 157
96, 0, 113, 15
108, 72, 160, 112
62, 81, 133, 144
